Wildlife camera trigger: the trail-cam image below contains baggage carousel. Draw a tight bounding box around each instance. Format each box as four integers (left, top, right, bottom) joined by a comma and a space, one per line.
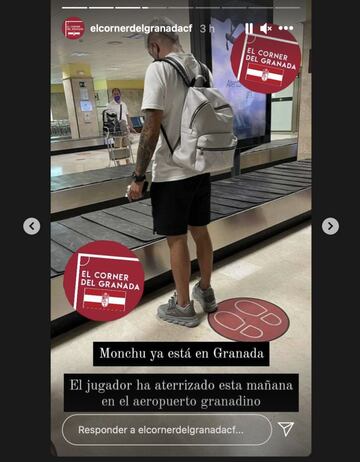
51, 159, 311, 335
51, 139, 298, 216
51, 164, 151, 216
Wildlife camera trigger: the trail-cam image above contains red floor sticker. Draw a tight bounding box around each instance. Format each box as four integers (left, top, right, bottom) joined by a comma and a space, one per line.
63, 241, 144, 322
208, 298, 289, 342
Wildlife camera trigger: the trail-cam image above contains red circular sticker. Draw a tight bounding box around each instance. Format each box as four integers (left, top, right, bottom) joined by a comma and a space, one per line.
230, 23, 301, 94
63, 241, 144, 322
208, 298, 289, 342
62, 17, 85, 40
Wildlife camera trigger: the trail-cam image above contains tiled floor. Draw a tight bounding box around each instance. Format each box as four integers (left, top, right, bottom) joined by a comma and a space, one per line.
51, 222, 311, 457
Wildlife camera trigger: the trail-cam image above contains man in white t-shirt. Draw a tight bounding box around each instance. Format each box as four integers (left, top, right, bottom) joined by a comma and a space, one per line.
128, 17, 218, 327
106, 88, 137, 133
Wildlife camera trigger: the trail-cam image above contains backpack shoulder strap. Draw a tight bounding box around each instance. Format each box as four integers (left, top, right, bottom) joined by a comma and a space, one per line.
186, 61, 211, 88
198, 62, 211, 88
155, 57, 191, 87
155, 57, 190, 155
160, 125, 174, 155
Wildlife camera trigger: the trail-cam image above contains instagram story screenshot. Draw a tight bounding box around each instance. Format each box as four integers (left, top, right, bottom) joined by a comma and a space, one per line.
4, 0, 357, 460
50, 0, 310, 457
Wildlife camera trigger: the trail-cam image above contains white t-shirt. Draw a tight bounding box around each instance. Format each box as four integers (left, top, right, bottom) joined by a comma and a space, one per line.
106, 100, 129, 124
141, 52, 211, 183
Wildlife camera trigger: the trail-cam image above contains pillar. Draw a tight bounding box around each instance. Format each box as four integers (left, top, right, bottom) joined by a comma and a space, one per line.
62, 63, 100, 139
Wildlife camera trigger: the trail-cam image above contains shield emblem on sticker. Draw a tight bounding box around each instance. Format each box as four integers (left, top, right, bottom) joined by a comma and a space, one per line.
261, 69, 269, 81
101, 292, 110, 308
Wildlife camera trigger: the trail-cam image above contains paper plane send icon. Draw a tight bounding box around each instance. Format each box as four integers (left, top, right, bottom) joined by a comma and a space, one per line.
278, 422, 295, 437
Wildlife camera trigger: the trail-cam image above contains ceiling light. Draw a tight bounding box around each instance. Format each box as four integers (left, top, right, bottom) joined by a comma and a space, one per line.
123, 33, 144, 40
71, 52, 90, 57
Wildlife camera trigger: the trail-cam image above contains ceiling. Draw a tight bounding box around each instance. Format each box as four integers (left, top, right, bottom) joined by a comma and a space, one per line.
51, 0, 191, 83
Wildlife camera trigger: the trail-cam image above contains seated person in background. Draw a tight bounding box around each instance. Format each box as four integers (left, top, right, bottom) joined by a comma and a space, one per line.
106, 88, 137, 134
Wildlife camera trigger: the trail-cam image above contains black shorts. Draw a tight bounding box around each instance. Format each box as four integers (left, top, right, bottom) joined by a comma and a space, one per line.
150, 173, 211, 236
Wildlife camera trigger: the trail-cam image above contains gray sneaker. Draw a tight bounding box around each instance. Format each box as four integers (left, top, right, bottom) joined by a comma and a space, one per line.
192, 282, 218, 313
157, 294, 200, 327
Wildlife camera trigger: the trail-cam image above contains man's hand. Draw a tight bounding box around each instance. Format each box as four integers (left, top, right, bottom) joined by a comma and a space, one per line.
128, 180, 145, 201
127, 109, 162, 202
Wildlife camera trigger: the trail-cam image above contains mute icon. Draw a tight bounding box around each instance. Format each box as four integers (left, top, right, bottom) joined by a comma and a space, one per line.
260, 23, 269, 34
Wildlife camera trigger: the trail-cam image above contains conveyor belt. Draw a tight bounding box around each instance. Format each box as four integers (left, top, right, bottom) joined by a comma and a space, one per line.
51, 136, 106, 154
51, 140, 298, 215
51, 165, 135, 191
51, 164, 153, 215
51, 159, 311, 323
58, 217, 142, 249
240, 138, 298, 171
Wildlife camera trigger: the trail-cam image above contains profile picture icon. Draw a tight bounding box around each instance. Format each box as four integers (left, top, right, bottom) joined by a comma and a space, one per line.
62, 17, 85, 40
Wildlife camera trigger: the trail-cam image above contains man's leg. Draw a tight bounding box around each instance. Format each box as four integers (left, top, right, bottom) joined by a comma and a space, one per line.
189, 225, 213, 289
166, 234, 191, 306
151, 179, 199, 327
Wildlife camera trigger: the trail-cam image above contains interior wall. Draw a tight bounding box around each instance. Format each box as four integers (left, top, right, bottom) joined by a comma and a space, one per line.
51, 81, 146, 136
51, 92, 68, 120
272, 0, 306, 134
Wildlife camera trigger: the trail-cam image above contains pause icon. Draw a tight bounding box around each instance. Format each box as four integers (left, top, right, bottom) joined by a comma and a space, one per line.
245, 23, 254, 34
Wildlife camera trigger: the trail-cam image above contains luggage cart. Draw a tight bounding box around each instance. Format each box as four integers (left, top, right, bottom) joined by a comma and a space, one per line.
103, 111, 134, 166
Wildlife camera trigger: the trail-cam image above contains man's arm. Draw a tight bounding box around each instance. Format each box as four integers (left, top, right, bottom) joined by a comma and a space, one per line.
128, 108, 163, 201
134, 109, 163, 176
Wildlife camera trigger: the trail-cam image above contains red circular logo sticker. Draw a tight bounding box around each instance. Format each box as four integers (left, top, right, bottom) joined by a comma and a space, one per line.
62, 17, 85, 40
63, 241, 144, 322
208, 298, 289, 342
230, 23, 301, 94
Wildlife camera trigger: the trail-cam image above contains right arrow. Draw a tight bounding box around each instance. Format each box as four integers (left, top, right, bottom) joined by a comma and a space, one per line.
328, 222, 333, 230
